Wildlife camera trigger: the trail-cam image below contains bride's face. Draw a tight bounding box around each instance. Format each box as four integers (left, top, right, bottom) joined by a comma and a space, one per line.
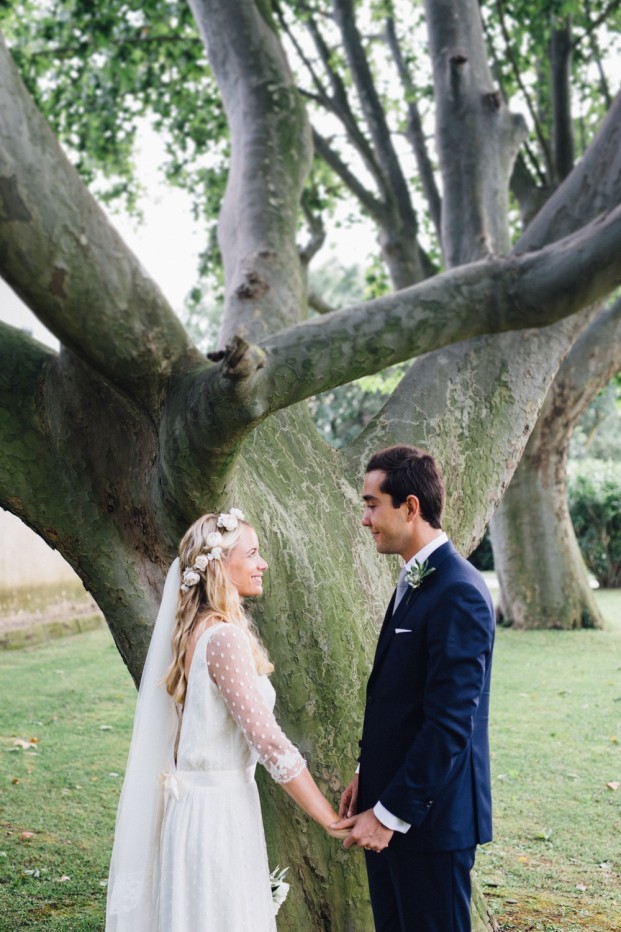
225, 525, 268, 597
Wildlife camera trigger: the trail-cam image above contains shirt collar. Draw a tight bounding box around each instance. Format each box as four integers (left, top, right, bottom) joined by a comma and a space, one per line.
404, 531, 448, 571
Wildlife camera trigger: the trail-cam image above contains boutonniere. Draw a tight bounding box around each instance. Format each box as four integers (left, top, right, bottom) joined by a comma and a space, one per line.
405, 559, 436, 603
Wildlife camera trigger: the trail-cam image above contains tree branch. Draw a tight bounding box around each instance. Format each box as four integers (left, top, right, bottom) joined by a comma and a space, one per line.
573, 0, 621, 47
311, 129, 386, 220
331, 0, 422, 254
191, 202, 621, 449
297, 6, 390, 196
307, 290, 336, 316
550, 18, 574, 182
0, 34, 196, 419
0, 322, 169, 679
384, 15, 442, 240
188, 0, 312, 343
517, 89, 621, 251
545, 296, 621, 430
494, 0, 554, 179
425, 0, 528, 265
510, 153, 552, 227
581, 0, 613, 110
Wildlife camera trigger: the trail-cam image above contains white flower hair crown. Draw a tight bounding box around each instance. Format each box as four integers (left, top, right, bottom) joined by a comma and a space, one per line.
217, 507, 244, 531
180, 509, 245, 592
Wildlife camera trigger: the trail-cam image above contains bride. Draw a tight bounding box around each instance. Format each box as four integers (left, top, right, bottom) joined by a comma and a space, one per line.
106, 509, 344, 931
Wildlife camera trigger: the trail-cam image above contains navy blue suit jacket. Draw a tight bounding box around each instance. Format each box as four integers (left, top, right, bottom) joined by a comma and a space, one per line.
358, 541, 495, 852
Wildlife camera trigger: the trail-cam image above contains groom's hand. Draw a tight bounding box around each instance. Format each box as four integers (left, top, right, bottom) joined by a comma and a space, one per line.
332, 809, 394, 853
339, 774, 359, 817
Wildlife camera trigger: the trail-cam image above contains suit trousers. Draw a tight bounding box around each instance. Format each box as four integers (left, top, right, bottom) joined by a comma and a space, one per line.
365, 845, 476, 932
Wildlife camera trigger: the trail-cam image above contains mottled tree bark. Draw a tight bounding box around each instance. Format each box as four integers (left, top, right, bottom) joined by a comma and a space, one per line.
492, 299, 621, 629
492, 87, 621, 630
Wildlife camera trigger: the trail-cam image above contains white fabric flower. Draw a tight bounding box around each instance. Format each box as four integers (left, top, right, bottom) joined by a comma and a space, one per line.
193, 554, 209, 572
181, 570, 200, 588
217, 512, 239, 531
205, 531, 223, 548
209, 546, 223, 561
229, 508, 245, 521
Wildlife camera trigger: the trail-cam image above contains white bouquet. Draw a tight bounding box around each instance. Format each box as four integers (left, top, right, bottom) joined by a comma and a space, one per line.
269, 865, 290, 916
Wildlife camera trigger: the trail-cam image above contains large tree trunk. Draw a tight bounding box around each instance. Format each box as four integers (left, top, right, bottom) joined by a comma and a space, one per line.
492, 298, 621, 629
3, 2, 621, 928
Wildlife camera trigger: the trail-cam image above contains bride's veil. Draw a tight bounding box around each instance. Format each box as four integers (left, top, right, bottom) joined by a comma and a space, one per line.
106, 558, 180, 931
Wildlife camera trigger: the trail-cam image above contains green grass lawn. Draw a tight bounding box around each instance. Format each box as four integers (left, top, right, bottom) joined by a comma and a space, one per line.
0, 629, 134, 930
477, 585, 621, 931
0, 589, 620, 930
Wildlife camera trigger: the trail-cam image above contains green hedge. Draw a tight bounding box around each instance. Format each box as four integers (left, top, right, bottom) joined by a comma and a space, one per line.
469, 460, 621, 588
568, 459, 621, 588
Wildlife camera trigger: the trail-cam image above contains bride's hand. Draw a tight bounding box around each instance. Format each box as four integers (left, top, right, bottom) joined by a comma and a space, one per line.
326, 822, 350, 840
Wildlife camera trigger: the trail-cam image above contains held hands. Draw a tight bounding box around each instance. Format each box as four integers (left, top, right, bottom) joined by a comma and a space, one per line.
338, 774, 359, 818
331, 808, 394, 853
334, 773, 394, 853
325, 818, 350, 840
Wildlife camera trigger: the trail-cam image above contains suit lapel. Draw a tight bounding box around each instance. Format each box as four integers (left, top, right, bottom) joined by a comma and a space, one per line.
369, 540, 457, 678
373, 593, 397, 664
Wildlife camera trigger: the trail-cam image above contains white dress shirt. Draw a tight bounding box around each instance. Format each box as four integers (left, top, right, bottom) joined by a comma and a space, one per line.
373, 532, 449, 834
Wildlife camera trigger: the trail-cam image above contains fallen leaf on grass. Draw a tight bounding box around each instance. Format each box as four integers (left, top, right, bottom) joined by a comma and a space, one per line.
11, 778, 19, 785
58, 875, 70, 883
99, 725, 113, 731
19, 832, 34, 841
606, 781, 620, 791
12, 738, 39, 750
576, 884, 587, 892
23, 868, 40, 878
517, 856, 528, 863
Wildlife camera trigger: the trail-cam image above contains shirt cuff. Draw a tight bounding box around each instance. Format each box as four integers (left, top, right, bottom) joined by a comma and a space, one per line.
374, 801, 411, 834
355, 764, 360, 775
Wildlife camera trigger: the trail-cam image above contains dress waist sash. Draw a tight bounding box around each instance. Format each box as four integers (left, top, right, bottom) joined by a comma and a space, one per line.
161, 765, 256, 801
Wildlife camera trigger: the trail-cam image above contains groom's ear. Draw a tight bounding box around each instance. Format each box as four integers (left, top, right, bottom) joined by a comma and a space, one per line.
404, 495, 420, 521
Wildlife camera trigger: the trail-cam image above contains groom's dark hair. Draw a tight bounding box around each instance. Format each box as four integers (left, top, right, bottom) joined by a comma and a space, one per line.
366, 445, 444, 529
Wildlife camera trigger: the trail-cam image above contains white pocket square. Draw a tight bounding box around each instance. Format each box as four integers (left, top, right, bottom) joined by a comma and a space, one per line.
394, 628, 412, 634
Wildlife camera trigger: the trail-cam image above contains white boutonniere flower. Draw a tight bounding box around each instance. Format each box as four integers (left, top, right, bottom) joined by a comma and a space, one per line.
405, 559, 435, 602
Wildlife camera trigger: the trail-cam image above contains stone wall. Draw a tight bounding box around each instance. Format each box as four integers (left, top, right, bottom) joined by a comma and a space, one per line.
0, 509, 79, 589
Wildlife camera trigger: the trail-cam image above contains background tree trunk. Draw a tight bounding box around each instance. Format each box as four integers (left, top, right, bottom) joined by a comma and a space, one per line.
492, 298, 621, 629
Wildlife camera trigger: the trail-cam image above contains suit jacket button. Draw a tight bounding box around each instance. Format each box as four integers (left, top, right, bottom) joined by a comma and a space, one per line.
367, 695, 374, 704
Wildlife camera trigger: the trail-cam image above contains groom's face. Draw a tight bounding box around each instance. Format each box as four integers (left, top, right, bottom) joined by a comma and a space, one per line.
362, 469, 411, 557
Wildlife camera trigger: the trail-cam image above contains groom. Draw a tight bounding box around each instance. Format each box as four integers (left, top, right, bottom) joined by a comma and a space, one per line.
334, 445, 495, 931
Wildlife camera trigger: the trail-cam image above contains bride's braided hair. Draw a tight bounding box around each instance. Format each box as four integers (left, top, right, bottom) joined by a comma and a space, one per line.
165, 512, 273, 705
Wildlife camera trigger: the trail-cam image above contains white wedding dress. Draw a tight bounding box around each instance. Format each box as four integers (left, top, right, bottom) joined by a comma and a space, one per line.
156, 622, 306, 931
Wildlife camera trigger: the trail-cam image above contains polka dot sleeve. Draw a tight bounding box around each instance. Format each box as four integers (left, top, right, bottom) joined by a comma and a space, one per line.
206, 624, 307, 784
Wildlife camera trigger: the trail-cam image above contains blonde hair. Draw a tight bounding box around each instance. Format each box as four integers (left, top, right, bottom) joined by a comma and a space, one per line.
165, 513, 274, 704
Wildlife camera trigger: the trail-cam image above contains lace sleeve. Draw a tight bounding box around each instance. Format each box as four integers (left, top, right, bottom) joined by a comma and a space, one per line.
206, 624, 307, 784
